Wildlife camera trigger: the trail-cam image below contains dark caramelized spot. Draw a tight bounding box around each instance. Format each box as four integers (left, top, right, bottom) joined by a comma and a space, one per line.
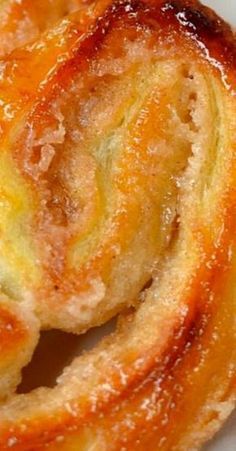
161, 0, 236, 73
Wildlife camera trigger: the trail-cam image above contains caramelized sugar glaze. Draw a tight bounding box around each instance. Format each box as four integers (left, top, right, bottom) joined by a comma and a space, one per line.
0, 0, 97, 56
0, 0, 235, 449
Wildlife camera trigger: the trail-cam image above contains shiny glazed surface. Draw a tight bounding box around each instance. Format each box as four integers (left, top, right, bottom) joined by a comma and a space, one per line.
0, 0, 235, 450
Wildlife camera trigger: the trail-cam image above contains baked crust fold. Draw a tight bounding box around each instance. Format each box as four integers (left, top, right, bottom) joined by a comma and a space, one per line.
0, 0, 235, 450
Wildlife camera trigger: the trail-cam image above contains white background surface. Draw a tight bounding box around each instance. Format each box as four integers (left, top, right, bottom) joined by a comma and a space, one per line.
201, 1, 236, 450
203, 0, 236, 23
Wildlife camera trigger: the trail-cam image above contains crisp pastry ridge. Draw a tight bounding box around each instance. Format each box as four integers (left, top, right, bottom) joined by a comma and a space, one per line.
0, 0, 235, 450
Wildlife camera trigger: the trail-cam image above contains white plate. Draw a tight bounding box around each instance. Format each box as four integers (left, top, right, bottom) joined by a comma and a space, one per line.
201, 1, 236, 450
203, 0, 236, 23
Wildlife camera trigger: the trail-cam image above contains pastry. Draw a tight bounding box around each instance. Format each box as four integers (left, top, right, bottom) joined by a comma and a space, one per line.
0, 0, 96, 56
0, 0, 235, 449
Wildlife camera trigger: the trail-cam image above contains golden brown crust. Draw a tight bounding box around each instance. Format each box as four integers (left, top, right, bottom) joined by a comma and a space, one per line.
0, 0, 97, 56
0, 0, 235, 450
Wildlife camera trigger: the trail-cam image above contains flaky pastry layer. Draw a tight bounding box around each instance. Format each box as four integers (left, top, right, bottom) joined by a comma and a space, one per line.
0, 0, 235, 450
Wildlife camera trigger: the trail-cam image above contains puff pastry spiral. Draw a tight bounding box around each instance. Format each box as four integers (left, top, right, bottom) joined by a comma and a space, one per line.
0, 0, 235, 450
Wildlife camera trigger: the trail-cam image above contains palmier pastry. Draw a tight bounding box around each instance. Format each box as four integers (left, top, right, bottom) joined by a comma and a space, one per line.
0, 0, 235, 449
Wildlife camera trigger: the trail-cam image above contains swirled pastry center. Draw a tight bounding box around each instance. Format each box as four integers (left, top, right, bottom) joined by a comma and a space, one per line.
0, 24, 221, 334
